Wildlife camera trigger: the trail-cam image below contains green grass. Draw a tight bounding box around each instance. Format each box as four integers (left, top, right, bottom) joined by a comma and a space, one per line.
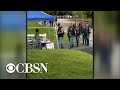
27, 22, 93, 79
27, 22, 45, 27
27, 49, 93, 79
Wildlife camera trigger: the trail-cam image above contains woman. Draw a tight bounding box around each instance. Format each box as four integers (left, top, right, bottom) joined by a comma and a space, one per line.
57, 23, 64, 49
34, 29, 42, 49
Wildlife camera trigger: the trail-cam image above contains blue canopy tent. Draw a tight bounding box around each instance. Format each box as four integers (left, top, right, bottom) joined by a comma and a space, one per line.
27, 11, 59, 48
27, 11, 55, 22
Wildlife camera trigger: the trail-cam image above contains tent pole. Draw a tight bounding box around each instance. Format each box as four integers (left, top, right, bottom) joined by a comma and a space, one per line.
48, 22, 50, 39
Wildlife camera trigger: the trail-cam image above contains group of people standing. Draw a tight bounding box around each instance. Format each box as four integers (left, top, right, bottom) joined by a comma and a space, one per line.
57, 21, 91, 49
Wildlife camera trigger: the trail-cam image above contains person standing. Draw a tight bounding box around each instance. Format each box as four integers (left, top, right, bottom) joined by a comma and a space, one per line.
85, 21, 91, 46
75, 24, 81, 47
34, 29, 42, 49
57, 23, 64, 49
67, 25, 72, 42
82, 22, 86, 45
55, 17, 57, 26
49, 21, 51, 27
69, 24, 76, 49
67, 24, 74, 48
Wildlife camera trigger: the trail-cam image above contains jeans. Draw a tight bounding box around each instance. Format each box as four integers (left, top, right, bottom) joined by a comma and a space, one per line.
70, 35, 74, 48
85, 34, 89, 45
68, 36, 70, 42
58, 37, 64, 49
68, 36, 74, 47
76, 35, 80, 46
82, 35, 86, 44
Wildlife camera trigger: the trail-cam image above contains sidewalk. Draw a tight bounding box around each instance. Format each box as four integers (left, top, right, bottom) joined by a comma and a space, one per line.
54, 43, 93, 55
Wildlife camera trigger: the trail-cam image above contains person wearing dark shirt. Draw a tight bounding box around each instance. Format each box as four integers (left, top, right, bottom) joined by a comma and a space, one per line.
67, 25, 72, 42
67, 24, 74, 48
55, 17, 57, 26
75, 23, 82, 47
49, 21, 52, 27
69, 24, 76, 49
57, 23, 64, 49
85, 22, 91, 46
82, 22, 86, 45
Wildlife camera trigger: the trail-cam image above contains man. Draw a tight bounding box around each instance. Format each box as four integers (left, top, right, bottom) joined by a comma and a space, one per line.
67, 25, 72, 42
75, 24, 81, 47
57, 23, 64, 49
85, 21, 91, 46
82, 22, 86, 45
69, 24, 76, 49
67, 24, 74, 48
55, 17, 57, 26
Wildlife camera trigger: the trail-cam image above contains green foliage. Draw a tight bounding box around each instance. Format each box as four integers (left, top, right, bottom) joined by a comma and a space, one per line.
27, 22, 44, 27
44, 11, 92, 18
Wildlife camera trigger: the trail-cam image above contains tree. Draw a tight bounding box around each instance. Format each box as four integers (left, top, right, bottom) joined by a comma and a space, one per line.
71, 11, 92, 18
82, 11, 92, 18
44, 11, 92, 18
44, 11, 72, 15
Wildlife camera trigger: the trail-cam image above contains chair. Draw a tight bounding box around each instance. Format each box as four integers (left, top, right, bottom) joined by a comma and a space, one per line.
27, 38, 34, 49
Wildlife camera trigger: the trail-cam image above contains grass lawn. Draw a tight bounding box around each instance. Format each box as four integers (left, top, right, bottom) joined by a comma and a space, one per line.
27, 49, 93, 79
27, 22, 45, 27
27, 22, 93, 79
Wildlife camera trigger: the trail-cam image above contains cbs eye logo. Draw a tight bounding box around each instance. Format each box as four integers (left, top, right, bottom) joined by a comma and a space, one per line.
6, 63, 15, 73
